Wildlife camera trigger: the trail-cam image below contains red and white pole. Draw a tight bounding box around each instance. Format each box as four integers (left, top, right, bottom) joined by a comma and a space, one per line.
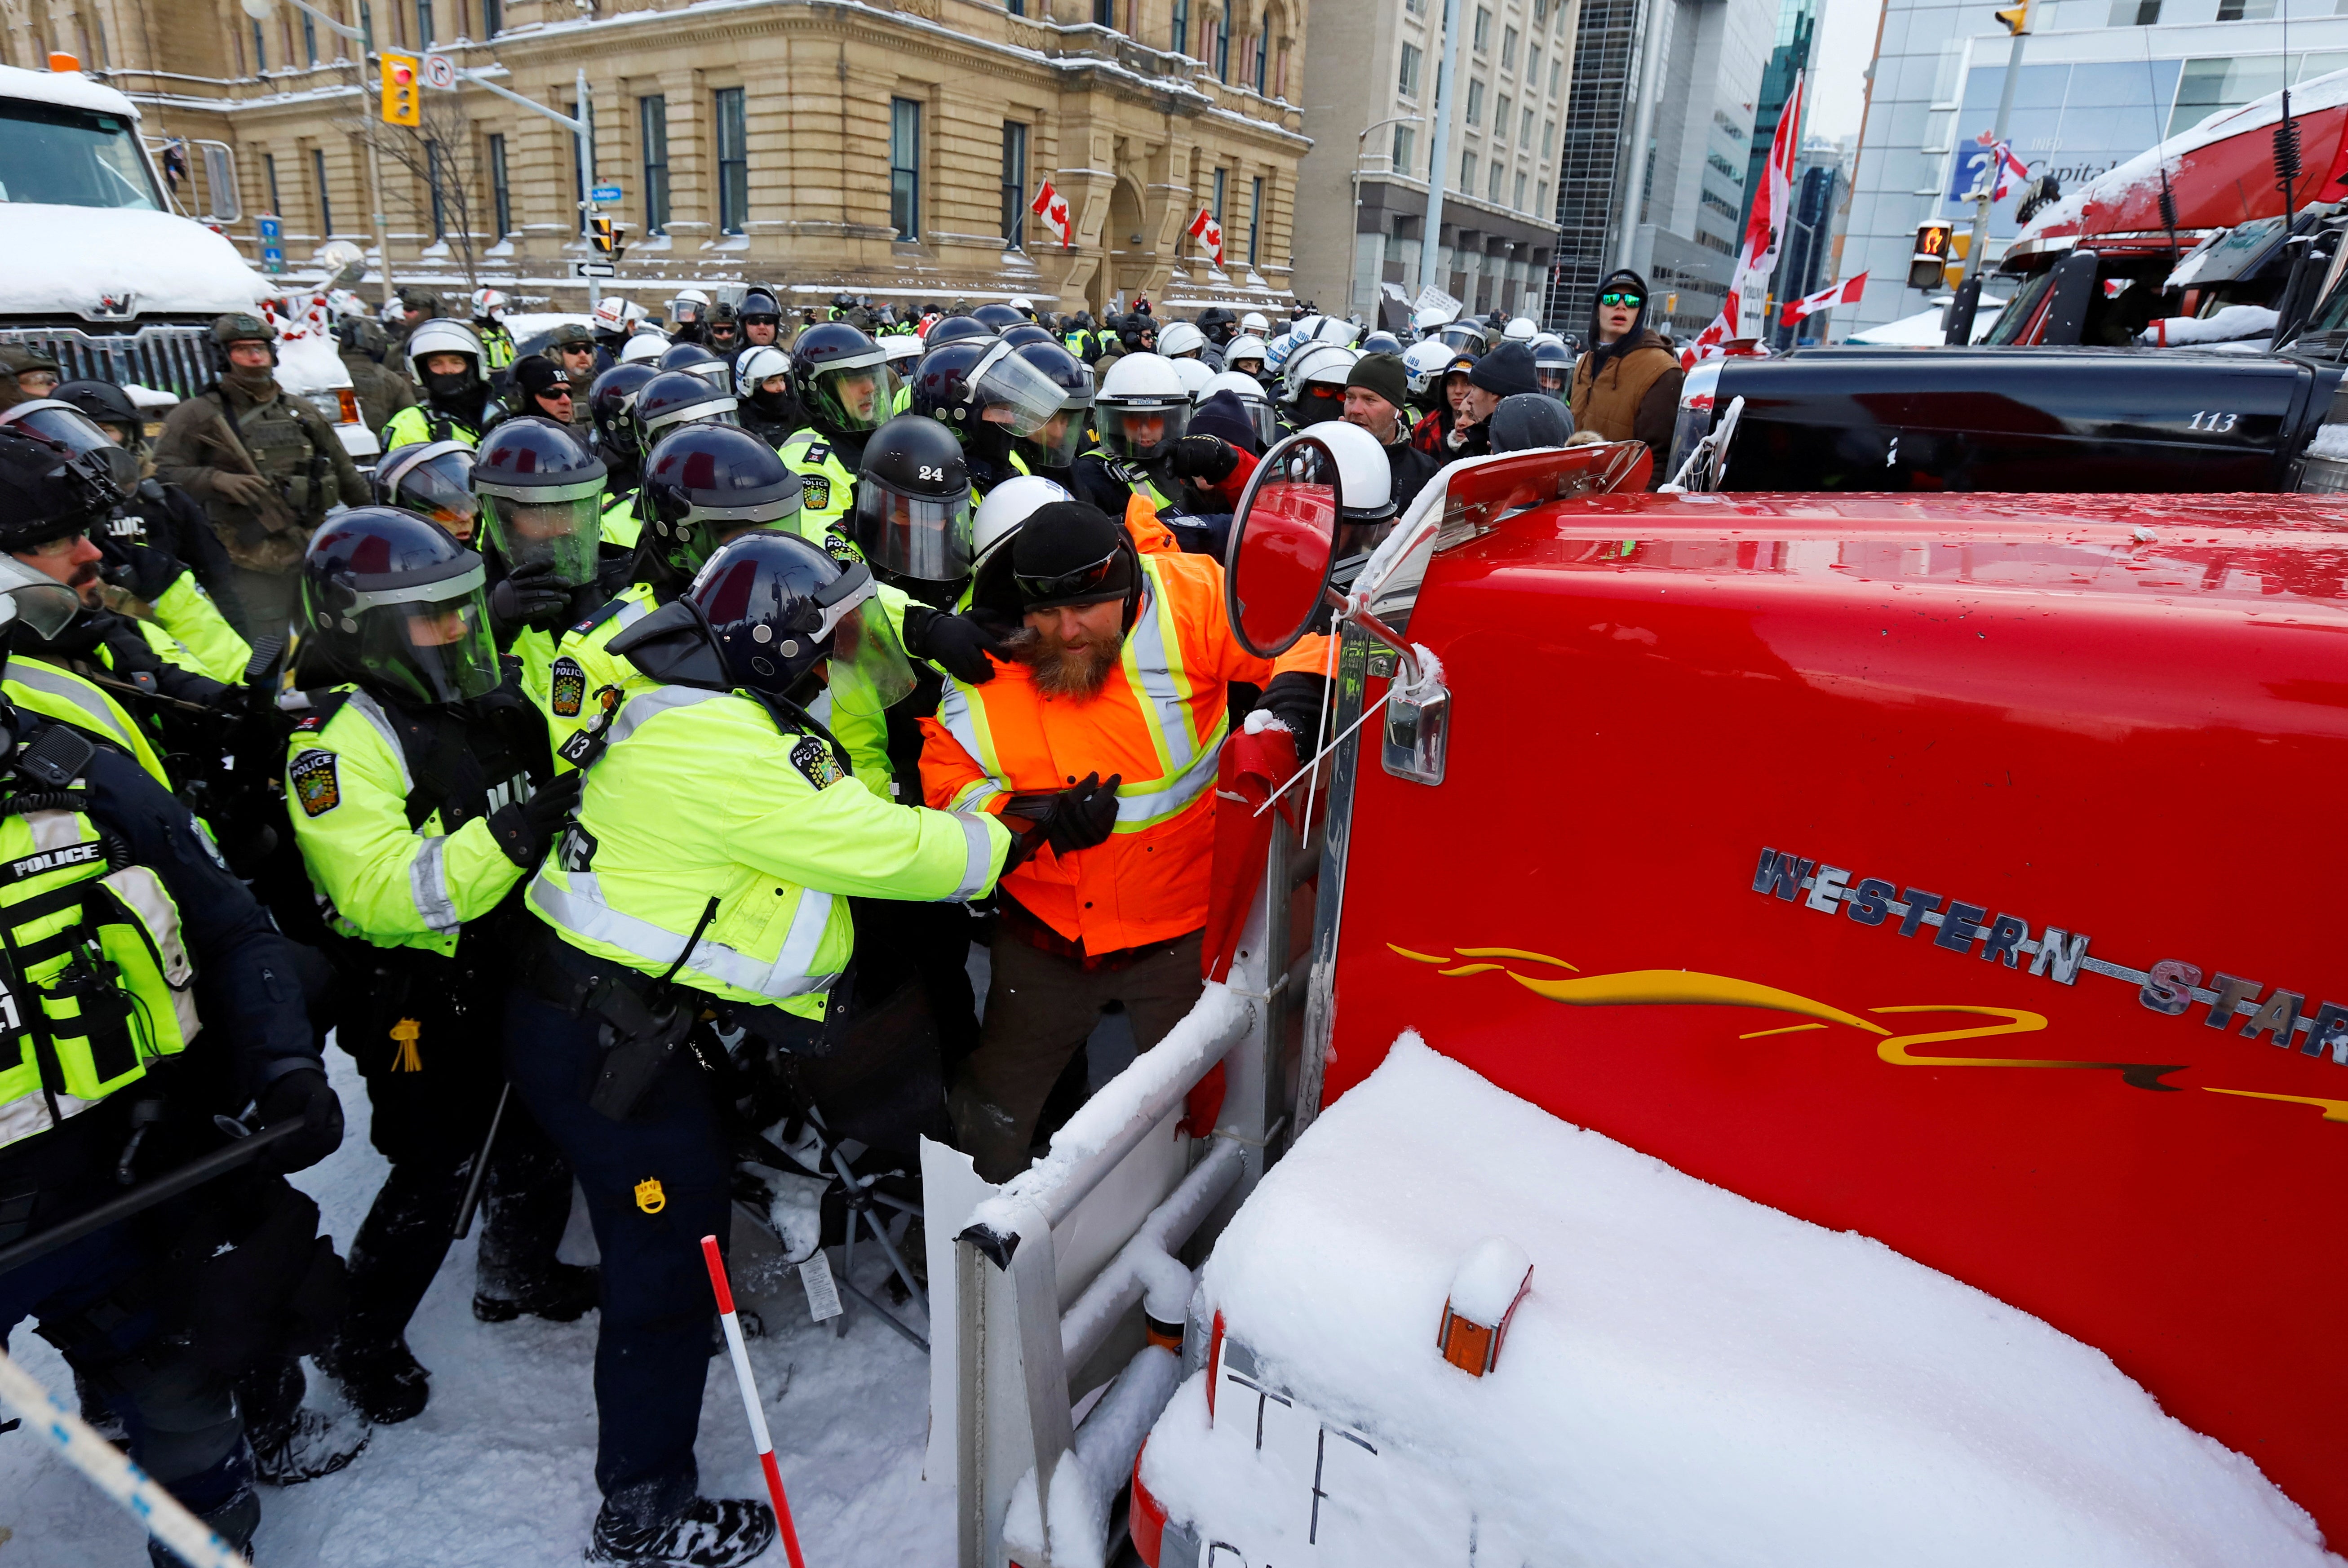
700, 1234, 808, 1568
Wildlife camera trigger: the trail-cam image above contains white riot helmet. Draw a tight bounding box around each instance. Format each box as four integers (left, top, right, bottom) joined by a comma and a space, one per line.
1240, 311, 1270, 336
1280, 341, 1360, 422
1205, 370, 1278, 448
1412, 304, 1456, 337
669, 288, 712, 324
1094, 352, 1192, 461
591, 297, 633, 335
1225, 334, 1269, 372
378, 296, 404, 327
1531, 331, 1567, 351
1306, 315, 1361, 347
620, 333, 667, 365
403, 318, 487, 386
470, 287, 510, 323
1157, 320, 1208, 359
882, 335, 925, 371
1403, 339, 1454, 399
1172, 355, 1218, 403
1008, 296, 1036, 318
1503, 316, 1538, 344
734, 344, 792, 400
970, 474, 1072, 580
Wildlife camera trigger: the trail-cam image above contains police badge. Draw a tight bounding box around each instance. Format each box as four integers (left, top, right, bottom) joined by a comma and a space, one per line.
289, 750, 341, 816
801, 474, 832, 513
550, 656, 587, 718
790, 735, 846, 789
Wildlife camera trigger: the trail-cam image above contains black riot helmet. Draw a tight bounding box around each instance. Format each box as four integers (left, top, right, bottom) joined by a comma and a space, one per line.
473, 417, 608, 590
1195, 306, 1239, 345
789, 322, 901, 439
588, 362, 661, 473
632, 369, 740, 449
658, 341, 732, 391
851, 413, 972, 606
923, 316, 994, 350
971, 302, 1025, 332
374, 440, 481, 542
50, 380, 143, 453
1009, 340, 1094, 469
0, 400, 139, 501
739, 287, 782, 325
300, 505, 500, 706
0, 425, 117, 639
691, 529, 913, 713
999, 323, 1054, 349
637, 423, 805, 580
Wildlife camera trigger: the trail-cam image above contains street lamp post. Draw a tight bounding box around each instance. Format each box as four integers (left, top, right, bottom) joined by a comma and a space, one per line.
240, 0, 396, 306
1414, 0, 1464, 300
1353, 113, 1424, 318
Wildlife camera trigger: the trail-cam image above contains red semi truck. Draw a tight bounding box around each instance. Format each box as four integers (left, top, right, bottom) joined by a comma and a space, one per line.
1093, 446, 2348, 1565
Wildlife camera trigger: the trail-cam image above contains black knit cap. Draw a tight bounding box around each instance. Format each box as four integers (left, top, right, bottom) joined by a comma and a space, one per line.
1011, 500, 1134, 610
513, 354, 568, 402
1344, 352, 1410, 412
1468, 341, 1539, 398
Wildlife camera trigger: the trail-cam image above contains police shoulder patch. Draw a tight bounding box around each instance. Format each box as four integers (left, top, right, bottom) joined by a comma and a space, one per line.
819, 532, 863, 567
790, 735, 846, 790
801, 474, 833, 513
289, 749, 341, 817
549, 656, 587, 718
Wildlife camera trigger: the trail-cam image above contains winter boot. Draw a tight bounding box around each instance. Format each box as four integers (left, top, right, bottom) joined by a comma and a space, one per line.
474, 1261, 601, 1324
316, 1335, 429, 1426
584, 1497, 777, 1567
148, 1480, 260, 1568
73, 1368, 129, 1449
239, 1355, 371, 1484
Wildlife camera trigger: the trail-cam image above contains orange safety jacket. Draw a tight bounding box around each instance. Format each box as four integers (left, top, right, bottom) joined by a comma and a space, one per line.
920, 549, 1317, 954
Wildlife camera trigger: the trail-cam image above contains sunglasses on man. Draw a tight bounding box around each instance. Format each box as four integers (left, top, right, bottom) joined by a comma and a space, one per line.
1599, 291, 1642, 308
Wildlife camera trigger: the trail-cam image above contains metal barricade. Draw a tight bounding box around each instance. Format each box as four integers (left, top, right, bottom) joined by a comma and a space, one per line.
932, 805, 1320, 1568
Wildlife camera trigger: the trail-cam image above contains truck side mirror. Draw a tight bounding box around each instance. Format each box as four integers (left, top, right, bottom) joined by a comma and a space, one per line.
1223, 431, 1342, 658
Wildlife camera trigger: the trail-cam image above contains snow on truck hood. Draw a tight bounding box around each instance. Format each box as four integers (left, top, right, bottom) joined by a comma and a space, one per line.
1141, 1035, 2337, 1568
0, 204, 269, 319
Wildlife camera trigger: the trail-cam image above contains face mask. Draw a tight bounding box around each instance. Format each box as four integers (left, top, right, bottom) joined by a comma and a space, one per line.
425, 370, 474, 401
226, 363, 275, 395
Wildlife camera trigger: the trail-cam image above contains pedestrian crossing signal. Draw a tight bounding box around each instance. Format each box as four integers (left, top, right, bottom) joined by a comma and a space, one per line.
1909, 221, 1954, 290
1995, 1, 2030, 33
381, 53, 421, 126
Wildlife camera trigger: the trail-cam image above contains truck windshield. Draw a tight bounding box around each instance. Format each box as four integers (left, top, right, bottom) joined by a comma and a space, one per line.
0, 99, 162, 210
1982, 270, 2055, 346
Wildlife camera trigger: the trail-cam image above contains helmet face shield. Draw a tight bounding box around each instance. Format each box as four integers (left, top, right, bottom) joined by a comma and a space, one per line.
1, 402, 139, 498
1099, 400, 1189, 461
1026, 402, 1091, 468
379, 443, 480, 540
853, 480, 973, 587
807, 356, 900, 433
972, 345, 1073, 439
480, 492, 603, 588
0, 553, 85, 641
823, 596, 916, 717
310, 559, 500, 705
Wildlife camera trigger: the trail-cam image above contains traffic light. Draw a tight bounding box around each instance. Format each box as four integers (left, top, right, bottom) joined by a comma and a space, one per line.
381, 53, 420, 126
588, 214, 617, 257
1910, 221, 1954, 290
1995, 0, 2031, 34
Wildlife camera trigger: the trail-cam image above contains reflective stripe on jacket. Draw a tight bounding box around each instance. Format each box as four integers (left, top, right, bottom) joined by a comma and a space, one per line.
919, 550, 1300, 952
528, 682, 1011, 1019
3, 658, 171, 788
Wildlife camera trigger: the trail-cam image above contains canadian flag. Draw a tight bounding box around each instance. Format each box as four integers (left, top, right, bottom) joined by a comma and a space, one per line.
1030, 181, 1073, 248
1780, 271, 1867, 326
1189, 207, 1225, 266
1730, 71, 1803, 339
1679, 290, 1741, 371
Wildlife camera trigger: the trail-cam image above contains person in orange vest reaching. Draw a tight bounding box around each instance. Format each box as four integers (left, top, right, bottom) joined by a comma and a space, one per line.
921, 499, 1324, 1180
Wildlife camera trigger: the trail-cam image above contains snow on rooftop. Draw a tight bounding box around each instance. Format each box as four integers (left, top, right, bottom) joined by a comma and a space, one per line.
1140, 1032, 2338, 1568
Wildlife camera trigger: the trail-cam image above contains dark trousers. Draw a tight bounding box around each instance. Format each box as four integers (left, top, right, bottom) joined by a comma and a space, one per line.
1, 1224, 251, 1546
338, 973, 573, 1351
502, 987, 731, 1527
950, 927, 1205, 1182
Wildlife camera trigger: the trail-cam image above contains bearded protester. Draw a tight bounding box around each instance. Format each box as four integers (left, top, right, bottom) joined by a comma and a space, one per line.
917, 500, 1325, 1181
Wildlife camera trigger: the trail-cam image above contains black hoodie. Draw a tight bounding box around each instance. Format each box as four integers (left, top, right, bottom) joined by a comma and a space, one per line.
1585, 268, 1660, 372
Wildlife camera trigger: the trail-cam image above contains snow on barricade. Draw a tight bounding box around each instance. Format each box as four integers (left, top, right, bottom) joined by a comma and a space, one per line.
1139, 1032, 2338, 1567
2138, 305, 2279, 348
1004, 1347, 1182, 1568
968, 982, 1249, 1236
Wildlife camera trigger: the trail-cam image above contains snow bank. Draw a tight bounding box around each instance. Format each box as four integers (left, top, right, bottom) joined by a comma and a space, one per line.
1140, 1032, 2337, 1568
2137, 304, 2279, 346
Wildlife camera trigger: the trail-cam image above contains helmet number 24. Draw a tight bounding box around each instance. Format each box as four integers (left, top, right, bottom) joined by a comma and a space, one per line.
919, 465, 945, 480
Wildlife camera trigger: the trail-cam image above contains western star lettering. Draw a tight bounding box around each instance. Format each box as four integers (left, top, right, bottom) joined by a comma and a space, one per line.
1751, 846, 2347, 1063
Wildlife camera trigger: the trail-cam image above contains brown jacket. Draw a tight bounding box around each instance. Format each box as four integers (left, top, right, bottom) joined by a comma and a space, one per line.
1569, 331, 1684, 460
154, 377, 369, 573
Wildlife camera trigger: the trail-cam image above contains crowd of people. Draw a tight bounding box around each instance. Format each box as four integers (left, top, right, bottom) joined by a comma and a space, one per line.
0, 263, 1679, 1567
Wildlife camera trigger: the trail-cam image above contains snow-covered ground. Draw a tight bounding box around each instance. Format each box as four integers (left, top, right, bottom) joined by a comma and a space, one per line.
0, 1047, 950, 1566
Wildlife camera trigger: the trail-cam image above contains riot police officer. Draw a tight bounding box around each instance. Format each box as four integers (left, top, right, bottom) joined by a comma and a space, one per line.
587, 362, 661, 555
732, 345, 801, 448
908, 337, 1069, 499
505, 527, 1022, 1567
779, 323, 904, 539
0, 419, 343, 1565
383, 319, 504, 449
286, 509, 589, 1426
472, 416, 620, 704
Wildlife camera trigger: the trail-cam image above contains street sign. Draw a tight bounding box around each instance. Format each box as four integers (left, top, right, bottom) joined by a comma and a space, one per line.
571, 260, 617, 279
422, 52, 455, 89
261, 247, 284, 275
257, 216, 281, 241
590, 185, 622, 204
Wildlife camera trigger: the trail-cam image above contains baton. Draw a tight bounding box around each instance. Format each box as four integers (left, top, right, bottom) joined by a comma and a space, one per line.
452, 1082, 511, 1243
0, 1117, 303, 1278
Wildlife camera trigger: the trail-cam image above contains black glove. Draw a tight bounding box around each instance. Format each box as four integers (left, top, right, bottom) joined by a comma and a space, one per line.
902, 603, 1010, 685
254, 1066, 343, 1173
1260, 670, 1329, 742
1168, 434, 1240, 485
487, 771, 582, 868
487, 562, 571, 636
1005, 771, 1122, 870
103, 540, 185, 605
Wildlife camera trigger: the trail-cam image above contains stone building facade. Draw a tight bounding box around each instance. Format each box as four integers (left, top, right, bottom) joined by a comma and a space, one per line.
3, 0, 1311, 315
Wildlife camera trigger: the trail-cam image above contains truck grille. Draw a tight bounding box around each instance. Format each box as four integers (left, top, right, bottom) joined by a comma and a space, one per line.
0, 324, 216, 402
